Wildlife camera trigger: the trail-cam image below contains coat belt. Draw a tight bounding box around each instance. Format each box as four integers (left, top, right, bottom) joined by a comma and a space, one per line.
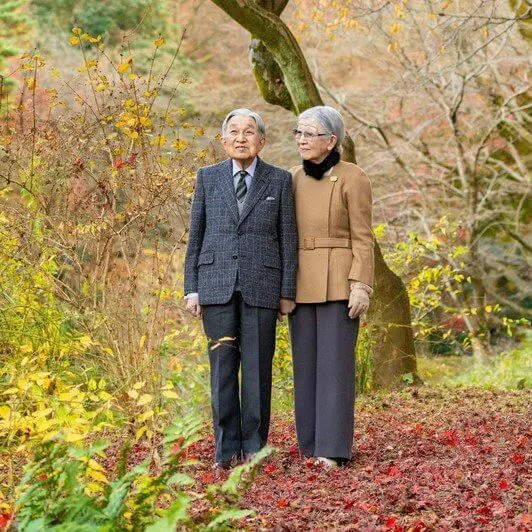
299, 237, 350, 250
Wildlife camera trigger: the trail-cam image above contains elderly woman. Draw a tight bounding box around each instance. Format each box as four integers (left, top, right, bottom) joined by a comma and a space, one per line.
289, 106, 374, 467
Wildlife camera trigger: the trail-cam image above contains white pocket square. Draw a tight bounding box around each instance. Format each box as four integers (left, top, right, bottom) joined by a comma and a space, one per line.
265, 196, 275, 201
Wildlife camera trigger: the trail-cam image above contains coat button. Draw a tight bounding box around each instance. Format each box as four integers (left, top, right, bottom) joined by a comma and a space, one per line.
232, 254, 238, 259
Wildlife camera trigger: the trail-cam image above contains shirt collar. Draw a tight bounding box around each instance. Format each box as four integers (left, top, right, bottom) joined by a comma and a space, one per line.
232, 157, 258, 178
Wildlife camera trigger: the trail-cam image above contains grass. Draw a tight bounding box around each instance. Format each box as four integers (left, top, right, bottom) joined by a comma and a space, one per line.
417, 331, 531, 390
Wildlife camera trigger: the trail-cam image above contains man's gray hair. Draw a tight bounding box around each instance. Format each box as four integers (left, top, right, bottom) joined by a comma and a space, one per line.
298, 105, 345, 152
221, 108, 266, 138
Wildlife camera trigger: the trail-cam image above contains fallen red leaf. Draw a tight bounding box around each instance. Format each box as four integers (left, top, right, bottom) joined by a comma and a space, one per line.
440, 430, 460, 446
263, 463, 276, 474
498, 479, 510, 490
201, 473, 214, 483
510, 454, 525, 463
278, 498, 288, 508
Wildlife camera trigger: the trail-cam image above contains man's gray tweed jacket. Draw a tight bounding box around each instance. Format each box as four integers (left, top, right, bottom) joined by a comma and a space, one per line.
184, 157, 298, 309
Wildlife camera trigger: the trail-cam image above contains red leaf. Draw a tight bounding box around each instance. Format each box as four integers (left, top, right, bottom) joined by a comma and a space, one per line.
38, 473, 48, 481
278, 498, 289, 508
498, 479, 510, 490
477, 505, 491, 516
289, 444, 299, 458
0, 513, 13, 528
410, 520, 427, 532
385, 515, 397, 527
520, 514, 532, 526
510, 454, 525, 463
344, 500, 355, 510
263, 464, 276, 474
387, 465, 401, 477
440, 430, 460, 446
201, 473, 214, 483
114, 157, 125, 169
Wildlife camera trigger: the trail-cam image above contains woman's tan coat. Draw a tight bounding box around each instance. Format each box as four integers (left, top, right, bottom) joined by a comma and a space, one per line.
291, 160, 374, 303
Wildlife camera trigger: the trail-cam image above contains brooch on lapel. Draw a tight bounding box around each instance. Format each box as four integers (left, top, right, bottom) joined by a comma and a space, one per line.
330, 175, 338, 182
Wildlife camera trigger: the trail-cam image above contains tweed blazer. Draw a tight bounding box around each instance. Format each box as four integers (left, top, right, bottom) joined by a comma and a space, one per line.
291, 160, 374, 303
184, 157, 298, 309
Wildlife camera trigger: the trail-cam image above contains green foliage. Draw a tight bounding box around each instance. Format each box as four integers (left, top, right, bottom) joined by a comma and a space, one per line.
0, 0, 29, 93
271, 322, 294, 411
31, 0, 171, 43
447, 332, 532, 390
356, 322, 374, 393
14, 417, 269, 530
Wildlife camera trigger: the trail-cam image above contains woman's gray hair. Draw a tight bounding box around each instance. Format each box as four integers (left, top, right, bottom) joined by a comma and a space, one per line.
298, 105, 345, 152
222, 108, 266, 138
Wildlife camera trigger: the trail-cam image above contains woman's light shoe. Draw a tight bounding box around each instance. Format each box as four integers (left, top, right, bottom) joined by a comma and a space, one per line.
316, 456, 338, 468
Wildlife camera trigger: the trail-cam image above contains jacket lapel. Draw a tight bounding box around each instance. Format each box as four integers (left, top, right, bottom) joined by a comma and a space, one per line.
217, 159, 239, 224
238, 157, 270, 226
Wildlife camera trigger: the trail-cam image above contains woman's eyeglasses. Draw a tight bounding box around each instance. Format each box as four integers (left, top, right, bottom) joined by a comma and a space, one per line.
292, 129, 331, 140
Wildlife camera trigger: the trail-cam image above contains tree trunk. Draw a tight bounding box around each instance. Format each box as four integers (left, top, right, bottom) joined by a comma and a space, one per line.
210, 0, 418, 387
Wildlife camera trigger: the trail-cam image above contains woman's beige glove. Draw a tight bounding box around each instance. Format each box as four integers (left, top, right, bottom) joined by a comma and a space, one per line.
348, 281, 373, 319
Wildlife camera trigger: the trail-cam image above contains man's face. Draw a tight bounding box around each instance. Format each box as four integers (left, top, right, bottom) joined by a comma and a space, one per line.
221, 115, 265, 168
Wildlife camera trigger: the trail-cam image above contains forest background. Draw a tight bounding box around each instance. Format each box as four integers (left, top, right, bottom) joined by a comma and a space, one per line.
0, 0, 530, 529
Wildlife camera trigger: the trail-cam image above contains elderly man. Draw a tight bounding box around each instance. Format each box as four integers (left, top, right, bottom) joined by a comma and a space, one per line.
184, 108, 297, 468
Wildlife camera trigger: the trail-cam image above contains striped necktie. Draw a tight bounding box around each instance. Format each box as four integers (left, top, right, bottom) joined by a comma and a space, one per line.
236, 170, 248, 203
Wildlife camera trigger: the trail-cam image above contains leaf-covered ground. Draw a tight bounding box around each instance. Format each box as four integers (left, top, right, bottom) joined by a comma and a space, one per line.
182, 388, 530, 531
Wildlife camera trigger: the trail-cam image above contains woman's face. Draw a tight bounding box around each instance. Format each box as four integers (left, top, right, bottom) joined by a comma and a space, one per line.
295, 119, 337, 164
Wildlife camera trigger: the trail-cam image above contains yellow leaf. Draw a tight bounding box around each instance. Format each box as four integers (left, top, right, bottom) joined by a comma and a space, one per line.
69, 36, 80, 46
154, 37, 164, 47
86, 482, 104, 494
139, 335, 147, 348
87, 468, 108, 484
136, 425, 148, 440
96, 82, 108, 92
133, 381, 146, 390
117, 57, 132, 74
390, 23, 402, 34
2, 388, 19, 395
152, 135, 167, 147
195, 127, 205, 137
65, 432, 85, 443
0, 406, 10, 419
71, 27, 82, 35
162, 390, 179, 399
88, 459, 106, 472
136, 394, 153, 407
138, 409, 154, 423
172, 139, 189, 151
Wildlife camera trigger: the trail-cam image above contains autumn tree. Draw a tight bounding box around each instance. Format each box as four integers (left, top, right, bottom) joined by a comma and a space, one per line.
206, 0, 417, 388
285, 0, 531, 362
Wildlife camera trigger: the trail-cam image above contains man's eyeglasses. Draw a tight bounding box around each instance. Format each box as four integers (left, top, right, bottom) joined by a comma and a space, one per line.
292, 129, 331, 140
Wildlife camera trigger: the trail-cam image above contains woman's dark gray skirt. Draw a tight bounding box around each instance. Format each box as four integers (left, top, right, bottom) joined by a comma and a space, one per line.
289, 300, 360, 459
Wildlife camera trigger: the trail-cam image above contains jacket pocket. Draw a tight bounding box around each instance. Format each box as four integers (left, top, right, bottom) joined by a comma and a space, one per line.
198, 252, 214, 265
262, 255, 281, 269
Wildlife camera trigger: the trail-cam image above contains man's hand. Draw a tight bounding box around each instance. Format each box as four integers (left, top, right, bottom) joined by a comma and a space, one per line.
278, 298, 296, 321
185, 295, 202, 318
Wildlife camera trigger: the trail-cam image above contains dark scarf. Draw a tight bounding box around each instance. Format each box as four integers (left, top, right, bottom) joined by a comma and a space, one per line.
303, 149, 340, 180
